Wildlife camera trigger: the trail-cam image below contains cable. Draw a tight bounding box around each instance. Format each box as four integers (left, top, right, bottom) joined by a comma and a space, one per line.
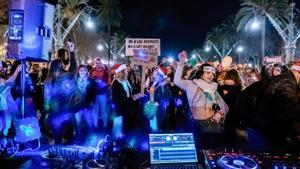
4, 139, 19, 159
20, 138, 41, 154
40, 149, 63, 160
6, 146, 19, 159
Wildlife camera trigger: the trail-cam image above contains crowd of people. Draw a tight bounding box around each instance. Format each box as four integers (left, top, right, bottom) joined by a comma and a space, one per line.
0, 44, 299, 153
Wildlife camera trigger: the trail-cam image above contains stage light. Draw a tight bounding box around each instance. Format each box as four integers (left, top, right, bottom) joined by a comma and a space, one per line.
85, 18, 94, 29
192, 54, 196, 59
101, 59, 108, 65
251, 18, 260, 30
237, 46, 244, 53
121, 53, 125, 58
139, 50, 145, 58
168, 57, 174, 63
87, 59, 92, 64
97, 44, 104, 51
205, 46, 211, 52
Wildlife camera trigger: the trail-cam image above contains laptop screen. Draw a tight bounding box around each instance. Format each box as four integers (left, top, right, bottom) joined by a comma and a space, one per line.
149, 133, 198, 164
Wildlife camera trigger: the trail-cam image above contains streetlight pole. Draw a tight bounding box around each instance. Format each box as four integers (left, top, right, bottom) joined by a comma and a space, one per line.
261, 17, 266, 66
263, 3, 300, 64
98, 39, 125, 63
206, 41, 239, 62
237, 45, 244, 63
53, 2, 96, 52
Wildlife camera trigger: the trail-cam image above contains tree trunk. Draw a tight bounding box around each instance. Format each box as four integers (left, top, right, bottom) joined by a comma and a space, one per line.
72, 28, 78, 50
285, 43, 296, 64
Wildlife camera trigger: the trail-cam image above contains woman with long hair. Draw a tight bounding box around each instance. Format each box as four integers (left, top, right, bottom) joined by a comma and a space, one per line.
218, 69, 242, 145
0, 65, 22, 145
74, 65, 95, 140
44, 60, 76, 144
174, 51, 228, 149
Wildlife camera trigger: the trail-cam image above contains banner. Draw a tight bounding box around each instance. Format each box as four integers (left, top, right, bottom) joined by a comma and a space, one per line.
125, 38, 160, 56
264, 56, 282, 63
132, 49, 158, 67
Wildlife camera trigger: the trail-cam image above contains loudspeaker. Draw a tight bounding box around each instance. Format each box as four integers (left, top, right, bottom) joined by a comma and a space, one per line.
7, 0, 54, 62
14, 117, 41, 143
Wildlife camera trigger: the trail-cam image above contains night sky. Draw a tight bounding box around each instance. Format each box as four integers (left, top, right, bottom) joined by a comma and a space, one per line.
120, 0, 240, 56
45, 0, 300, 57
46, 0, 241, 56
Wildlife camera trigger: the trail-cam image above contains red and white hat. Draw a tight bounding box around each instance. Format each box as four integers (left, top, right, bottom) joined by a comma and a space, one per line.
291, 59, 300, 72
112, 64, 127, 74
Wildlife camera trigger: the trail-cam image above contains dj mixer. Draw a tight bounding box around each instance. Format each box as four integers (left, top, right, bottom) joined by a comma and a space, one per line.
203, 149, 300, 169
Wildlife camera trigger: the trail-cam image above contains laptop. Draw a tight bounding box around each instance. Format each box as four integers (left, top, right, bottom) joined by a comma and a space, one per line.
149, 133, 203, 169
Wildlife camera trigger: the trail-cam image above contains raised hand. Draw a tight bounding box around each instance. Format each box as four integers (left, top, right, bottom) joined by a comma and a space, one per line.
178, 51, 187, 65
67, 41, 75, 52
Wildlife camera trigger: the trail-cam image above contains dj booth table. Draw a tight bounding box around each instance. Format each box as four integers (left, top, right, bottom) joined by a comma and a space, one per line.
1, 143, 300, 169
1, 131, 300, 169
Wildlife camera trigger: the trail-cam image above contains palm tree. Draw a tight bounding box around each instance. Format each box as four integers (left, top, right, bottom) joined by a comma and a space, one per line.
97, 0, 122, 66
236, 0, 289, 65
206, 24, 239, 62
222, 15, 240, 44
206, 26, 226, 60
221, 15, 243, 62
59, 0, 89, 48
110, 31, 128, 62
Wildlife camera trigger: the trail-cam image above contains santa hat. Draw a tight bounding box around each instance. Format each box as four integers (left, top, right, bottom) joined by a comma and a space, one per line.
112, 64, 127, 74
291, 59, 300, 72
156, 67, 167, 78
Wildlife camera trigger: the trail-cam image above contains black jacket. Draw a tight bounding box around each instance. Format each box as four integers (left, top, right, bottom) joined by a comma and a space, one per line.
111, 79, 134, 116
218, 84, 242, 129
257, 71, 300, 143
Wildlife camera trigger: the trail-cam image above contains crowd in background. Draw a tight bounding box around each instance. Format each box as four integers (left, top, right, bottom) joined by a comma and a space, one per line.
0, 44, 299, 153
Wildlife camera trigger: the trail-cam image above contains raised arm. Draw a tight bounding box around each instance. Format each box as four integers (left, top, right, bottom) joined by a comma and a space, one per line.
174, 51, 191, 90
6, 64, 22, 85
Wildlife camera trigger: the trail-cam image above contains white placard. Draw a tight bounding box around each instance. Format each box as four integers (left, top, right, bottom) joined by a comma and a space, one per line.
264, 56, 282, 63
125, 38, 160, 56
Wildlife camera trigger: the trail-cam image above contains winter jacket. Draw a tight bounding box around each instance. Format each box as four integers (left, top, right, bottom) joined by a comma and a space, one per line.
257, 71, 300, 144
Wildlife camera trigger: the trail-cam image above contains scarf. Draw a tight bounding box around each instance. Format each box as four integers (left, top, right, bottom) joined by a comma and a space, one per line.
192, 79, 218, 106
117, 78, 132, 98
77, 76, 88, 93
